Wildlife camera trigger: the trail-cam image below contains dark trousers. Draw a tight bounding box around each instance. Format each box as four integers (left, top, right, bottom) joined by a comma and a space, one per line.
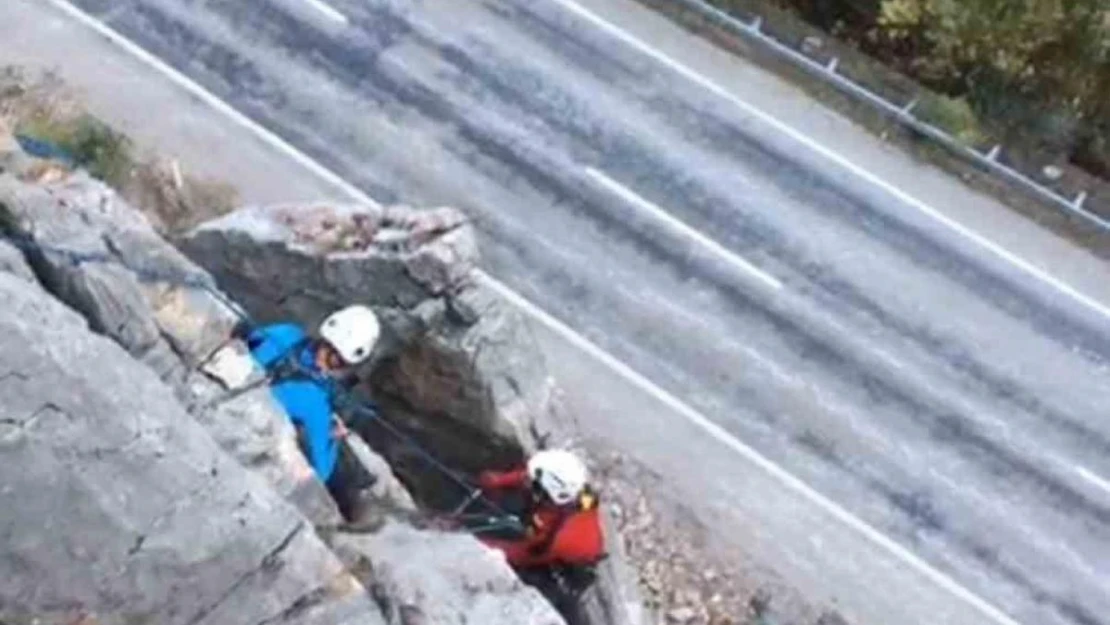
324, 440, 377, 521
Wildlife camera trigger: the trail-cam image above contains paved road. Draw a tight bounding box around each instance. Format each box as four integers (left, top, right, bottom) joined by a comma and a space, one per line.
6, 0, 1110, 623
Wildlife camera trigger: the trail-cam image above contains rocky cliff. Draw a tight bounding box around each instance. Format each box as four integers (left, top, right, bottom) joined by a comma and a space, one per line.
179, 201, 646, 625
179, 203, 572, 505
0, 140, 569, 625
0, 111, 654, 624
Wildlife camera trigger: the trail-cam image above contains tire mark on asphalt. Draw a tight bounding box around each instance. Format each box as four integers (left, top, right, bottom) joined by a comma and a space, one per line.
186, 3, 1110, 538
794, 432, 1104, 625
493, 0, 1110, 365
408, 12, 1110, 459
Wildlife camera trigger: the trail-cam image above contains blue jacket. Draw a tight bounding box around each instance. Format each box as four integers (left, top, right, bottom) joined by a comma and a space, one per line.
244, 323, 339, 483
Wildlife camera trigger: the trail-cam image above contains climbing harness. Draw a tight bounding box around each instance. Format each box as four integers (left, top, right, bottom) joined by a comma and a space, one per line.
1, 230, 521, 534
451, 511, 527, 535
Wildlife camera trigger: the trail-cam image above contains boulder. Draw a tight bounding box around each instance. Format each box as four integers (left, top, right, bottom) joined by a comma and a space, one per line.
181, 202, 645, 625
0, 141, 581, 625
0, 168, 229, 379
342, 432, 417, 514
0, 136, 642, 625
186, 367, 342, 526
0, 238, 34, 281
0, 271, 384, 625
180, 203, 576, 501
330, 522, 565, 625
0, 166, 341, 525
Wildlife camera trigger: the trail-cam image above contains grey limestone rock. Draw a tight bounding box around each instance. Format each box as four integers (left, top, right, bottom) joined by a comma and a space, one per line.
0, 271, 384, 625
330, 522, 566, 625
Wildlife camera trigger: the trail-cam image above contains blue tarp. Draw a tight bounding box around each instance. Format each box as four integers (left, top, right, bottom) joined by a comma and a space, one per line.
14, 134, 76, 167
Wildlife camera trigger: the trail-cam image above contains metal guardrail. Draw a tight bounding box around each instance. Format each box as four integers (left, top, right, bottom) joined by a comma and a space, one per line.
661, 0, 1110, 233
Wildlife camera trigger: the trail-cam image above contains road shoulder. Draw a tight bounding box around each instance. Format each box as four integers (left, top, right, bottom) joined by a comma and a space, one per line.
577, 0, 1110, 312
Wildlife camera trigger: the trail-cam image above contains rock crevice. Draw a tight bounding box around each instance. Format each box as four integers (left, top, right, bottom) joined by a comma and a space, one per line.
180, 203, 571, 507
0, 142, 583, 625
181, 202, 644, 625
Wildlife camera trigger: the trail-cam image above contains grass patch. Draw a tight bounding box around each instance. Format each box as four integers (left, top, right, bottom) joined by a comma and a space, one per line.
124, 159, 240, 233
914, 94, 990, 147
16, 113, 134, 187
1, 66, 240, 232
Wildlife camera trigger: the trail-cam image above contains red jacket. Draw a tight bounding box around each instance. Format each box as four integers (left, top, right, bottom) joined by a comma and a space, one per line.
478, 467, 605, 569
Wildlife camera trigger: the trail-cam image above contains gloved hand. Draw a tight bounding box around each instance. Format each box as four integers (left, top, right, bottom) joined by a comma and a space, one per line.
337, 372, 362, 391
331, 417, 350, 440
477, 471, 503, 491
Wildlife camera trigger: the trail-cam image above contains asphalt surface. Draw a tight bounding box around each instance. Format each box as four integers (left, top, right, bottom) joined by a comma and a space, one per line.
7, 0, 1110, 623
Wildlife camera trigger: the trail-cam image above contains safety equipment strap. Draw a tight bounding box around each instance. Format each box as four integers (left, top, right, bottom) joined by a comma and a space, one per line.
528, 488, 601, 559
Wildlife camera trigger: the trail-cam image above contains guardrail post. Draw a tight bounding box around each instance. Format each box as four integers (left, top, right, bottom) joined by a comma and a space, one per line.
671, 0, 1110, 235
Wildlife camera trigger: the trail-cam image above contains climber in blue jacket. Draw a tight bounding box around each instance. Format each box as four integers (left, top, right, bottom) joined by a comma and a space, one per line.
232, 305, 381, 498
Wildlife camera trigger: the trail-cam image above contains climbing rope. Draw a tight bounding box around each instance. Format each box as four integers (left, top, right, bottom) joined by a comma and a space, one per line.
2, 231, 252, 322
0, 230, 524, 534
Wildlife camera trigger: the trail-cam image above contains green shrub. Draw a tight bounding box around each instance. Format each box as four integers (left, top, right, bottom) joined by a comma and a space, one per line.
18, 113, 134, 186
915, 94, 988, 147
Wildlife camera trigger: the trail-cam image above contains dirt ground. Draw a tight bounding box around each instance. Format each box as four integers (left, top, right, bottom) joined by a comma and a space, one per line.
593, 450, 851, 625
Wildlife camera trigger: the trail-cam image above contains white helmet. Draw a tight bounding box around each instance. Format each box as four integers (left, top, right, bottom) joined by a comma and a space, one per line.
319, 305, 380, 366
528, 449, 588, 506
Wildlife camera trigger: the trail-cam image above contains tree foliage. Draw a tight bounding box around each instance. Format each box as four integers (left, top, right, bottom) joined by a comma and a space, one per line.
718, 0, 1110, 175
878, 0, 1109, 149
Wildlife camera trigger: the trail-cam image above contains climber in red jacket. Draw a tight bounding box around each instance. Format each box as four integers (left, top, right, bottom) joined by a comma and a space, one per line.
476, 449, 606, 570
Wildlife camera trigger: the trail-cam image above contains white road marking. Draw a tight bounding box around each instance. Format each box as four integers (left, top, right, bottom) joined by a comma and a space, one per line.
299, 0, 349, 25
44, 2, 1021, 624
43, 0, 361, 199
741, 345, 796, 383
1076, 466, 1110, 497
585, 167, 783, 290
549, 0, 1110, 326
